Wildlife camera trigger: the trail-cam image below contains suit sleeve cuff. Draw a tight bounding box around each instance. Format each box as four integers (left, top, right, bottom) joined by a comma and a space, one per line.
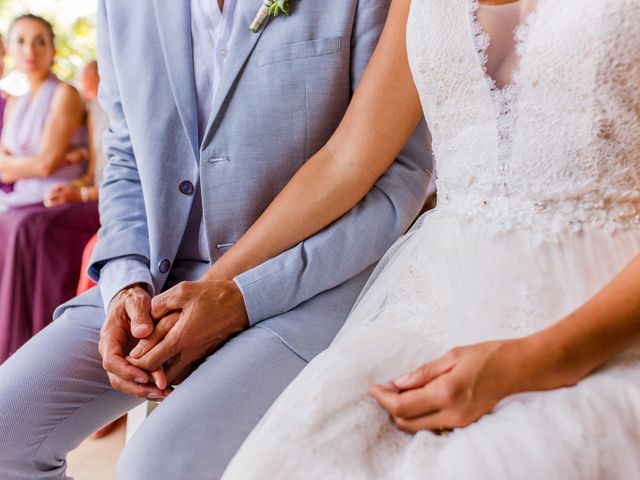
99, 257, 155, 312
233, 264, 288, 327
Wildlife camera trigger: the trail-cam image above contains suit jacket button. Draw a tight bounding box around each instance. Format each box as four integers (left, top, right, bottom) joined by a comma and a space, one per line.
179, 180, 195, 195
158, 259, 171, 274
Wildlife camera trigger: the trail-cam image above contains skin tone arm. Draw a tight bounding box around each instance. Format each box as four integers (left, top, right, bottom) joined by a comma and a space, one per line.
0, 82, 84, 183
207, 0, 423, 281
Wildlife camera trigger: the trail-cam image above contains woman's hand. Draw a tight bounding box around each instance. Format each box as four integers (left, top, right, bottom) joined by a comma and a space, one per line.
44, 182, 81, 207
371, 339, 548, 433
62, 146, 89, 166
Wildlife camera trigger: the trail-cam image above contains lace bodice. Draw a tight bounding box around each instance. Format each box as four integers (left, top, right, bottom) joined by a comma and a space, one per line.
407, 0, 640, 244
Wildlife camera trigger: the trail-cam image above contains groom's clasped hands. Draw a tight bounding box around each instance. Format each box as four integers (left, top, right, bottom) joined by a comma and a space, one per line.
130, 278, 249, 389
98, 276, 249, 400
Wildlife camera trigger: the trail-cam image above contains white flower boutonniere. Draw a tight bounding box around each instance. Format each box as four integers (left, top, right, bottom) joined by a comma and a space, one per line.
250, 0, 291, 33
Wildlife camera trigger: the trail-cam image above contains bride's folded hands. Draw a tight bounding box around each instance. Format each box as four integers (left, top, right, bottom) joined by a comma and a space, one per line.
370, 337, 563, 433
372, 253, 640, 433
371, 340, 531, 433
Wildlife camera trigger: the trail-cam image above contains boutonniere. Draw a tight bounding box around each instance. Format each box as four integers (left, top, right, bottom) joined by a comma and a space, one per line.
250, 0, 291, 33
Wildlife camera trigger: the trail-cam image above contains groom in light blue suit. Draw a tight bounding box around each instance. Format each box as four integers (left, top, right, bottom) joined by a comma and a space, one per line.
0, 0, 431, 478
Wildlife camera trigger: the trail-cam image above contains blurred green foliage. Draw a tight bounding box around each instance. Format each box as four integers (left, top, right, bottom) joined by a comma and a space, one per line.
0, 0, 96, 81
51, 16, 97, 81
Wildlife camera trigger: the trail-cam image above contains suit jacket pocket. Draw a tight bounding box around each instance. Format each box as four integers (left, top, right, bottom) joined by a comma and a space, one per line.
256, 36, 342, 67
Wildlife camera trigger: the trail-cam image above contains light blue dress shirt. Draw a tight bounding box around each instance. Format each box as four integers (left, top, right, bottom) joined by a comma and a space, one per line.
99, 0, 242, 308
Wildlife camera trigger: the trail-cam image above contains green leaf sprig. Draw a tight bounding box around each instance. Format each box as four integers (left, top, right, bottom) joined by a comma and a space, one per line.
268, 0, 290, 16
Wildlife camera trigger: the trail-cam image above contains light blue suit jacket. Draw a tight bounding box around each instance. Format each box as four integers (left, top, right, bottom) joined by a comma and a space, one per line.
57, 0, 432, 361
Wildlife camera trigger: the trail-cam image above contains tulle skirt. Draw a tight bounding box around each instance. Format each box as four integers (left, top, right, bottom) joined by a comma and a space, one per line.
223, 210, 640, 479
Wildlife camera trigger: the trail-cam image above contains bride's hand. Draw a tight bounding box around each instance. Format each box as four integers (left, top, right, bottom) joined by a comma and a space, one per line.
370, 339, 531, 433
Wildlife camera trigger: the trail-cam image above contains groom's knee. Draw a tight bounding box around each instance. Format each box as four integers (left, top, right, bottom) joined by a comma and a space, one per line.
117, 433, 187, 480
0, 306, 104, 473
0, 361, 40, 474
0, 348, 38, 434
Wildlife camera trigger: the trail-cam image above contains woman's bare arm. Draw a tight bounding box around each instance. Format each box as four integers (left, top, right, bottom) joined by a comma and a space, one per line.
526, 253, 640, 389
209, 0, 422, 280
0, 83, 85, 183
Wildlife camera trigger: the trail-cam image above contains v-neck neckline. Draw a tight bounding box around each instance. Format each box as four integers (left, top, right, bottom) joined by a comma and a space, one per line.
467, 0, 545, 95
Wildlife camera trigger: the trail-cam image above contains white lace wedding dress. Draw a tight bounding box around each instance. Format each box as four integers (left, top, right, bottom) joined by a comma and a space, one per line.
223, 0, 640, 478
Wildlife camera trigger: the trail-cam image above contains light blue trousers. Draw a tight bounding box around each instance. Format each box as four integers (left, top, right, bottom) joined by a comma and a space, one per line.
0, 304, 307, 479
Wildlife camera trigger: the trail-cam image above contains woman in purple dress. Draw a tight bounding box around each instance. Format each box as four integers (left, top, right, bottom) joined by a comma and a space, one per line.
0, 15, 99, 363
0, 14, 86, 210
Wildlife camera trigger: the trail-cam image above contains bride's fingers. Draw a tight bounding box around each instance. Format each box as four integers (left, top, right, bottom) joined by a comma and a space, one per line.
393, 410, 460, 434
371, 381, 448, 420
371, 384, 455, 434
392, 355, 455, 391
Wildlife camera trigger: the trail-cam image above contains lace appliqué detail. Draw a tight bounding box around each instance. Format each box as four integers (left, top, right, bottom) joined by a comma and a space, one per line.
467, 0, 541, 176
437, 192, 640, 246
422, 0, 640, 246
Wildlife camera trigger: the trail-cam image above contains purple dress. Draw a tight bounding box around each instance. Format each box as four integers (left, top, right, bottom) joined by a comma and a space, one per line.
0, 77, 99, 363
0, 94, 8, 194
0, 75, 86, 210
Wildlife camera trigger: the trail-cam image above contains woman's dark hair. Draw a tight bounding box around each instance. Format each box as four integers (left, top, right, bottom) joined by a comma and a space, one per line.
9, 14, 56, 47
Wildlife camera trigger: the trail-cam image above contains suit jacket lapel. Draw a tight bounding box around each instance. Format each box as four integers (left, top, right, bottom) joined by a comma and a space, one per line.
153, 0, 199, 160
201, 0, 269, 147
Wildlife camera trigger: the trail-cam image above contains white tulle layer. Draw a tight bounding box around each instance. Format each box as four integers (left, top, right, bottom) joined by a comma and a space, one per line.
343, 209, 640, 345
223, 211, 640, 480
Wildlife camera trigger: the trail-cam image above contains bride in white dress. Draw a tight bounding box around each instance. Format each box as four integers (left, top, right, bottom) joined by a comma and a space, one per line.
213, 0, 640, 477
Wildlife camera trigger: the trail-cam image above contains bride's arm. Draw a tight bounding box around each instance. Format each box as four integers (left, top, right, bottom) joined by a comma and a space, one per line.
526, 254, 640, 386
209, 0, 422, 280
371, 254, 640, 432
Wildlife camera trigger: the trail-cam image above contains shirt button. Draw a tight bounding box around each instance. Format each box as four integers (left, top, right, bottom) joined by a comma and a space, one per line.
179, 180, 194, 195
220, 48, 228, 58
158, 259, 171, 274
